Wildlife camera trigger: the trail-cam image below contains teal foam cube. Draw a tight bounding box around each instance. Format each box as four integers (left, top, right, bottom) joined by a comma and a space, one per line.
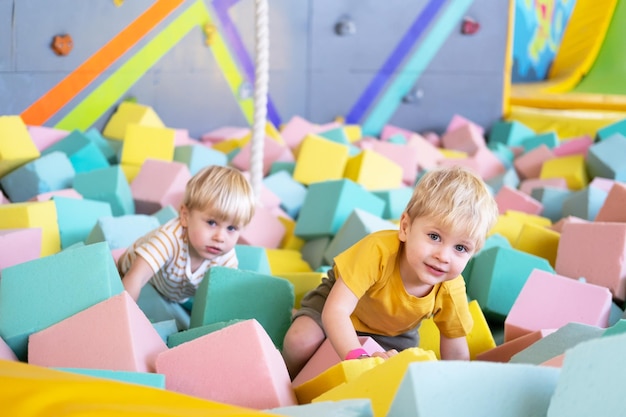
73, 165, 135, 216
167, 319, 243, 348
520, 131, 559, 151
55, 368, 165, 389
235, 244, 271, 274
295, 179, 385, 239
174, 144, 227, 175
596, 117, 626, 141
190, 266, 294, 349
84, 128, 118, 164
586, 133, 626, 181
373, 187, 413, 220
561, 186, 608, 221
467, 246, 554, 321
152, 205, 178, 225
488, 120, 535, 147
41, 129, 110, 173
53, 196, 113, 248
263, 170, 307, 218
531, 186, 572, 222
0, 242, 123, 360
300, 237, 331, 271
85, 214, 160, 250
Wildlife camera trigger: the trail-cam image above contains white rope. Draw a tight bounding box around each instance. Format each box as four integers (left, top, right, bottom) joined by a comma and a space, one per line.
250, 0, 269, 202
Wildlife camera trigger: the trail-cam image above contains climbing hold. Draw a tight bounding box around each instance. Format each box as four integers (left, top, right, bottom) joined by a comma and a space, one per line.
51, 34, 73, 56
461, 17, 480, 35
334, 16, 356, 36
203, 24, 217, 46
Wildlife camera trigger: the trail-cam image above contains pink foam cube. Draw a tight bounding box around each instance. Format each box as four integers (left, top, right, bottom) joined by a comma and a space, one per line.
519, 178, 568, 195
200, 126, 250, 145
441, 124, 485, 156
549, 215, 587, 233
130, 159, 191, 215
595, 182, 626, 222
495, 185, 543, 215
589, 177, 616, 193
0, 228, 42, 270
156, 319, 296, 409
556, 221, 626, 301
28, 291, 168, 372
406, 134, 445, 170
239, 205, 286, 249
446, 114, 485, 136
280, 116, 319, 150
552, 135, 593, 157
380, 124, 416, 142
475, 329, 556, 363
27, 125, 69, 152
231, 135, 294, 176
292, 336, 384, 387
365, 140, 419, 185
513, 145, 554, 180
505, 269, 612, 342
173, 128, 197, 146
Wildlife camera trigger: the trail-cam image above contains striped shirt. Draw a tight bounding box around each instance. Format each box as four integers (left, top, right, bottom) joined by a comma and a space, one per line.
117, 218, 238, 302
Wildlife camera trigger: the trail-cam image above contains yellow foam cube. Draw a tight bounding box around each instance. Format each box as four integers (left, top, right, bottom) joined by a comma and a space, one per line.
313, 348, 436, 417
514, 223, 560, 267
439, 149, 468, 159
540, 154, 588, 190
0, 200, 60, 256
504, 210, 552, 227
266, 248, 312, 275
419, 300, 496, 360
120, 163, 142, 184
0, 115, 40, 177
294, 356, 384, 404
490, 210, 551, 246
343, 124, 362, 143
120, 124, 175, 168
274, 271, 324, 308
343, 149, 403, 191
210, 137, 247, 154
277, 216, 305, 250
293, 134, 349, 185
102, 102, 165, 141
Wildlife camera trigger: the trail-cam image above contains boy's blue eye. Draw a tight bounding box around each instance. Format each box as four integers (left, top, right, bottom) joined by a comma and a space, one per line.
455, 244, 468, 253
428, 233, 440, 241
207, 220, 217, 226
227, 225, 238, 232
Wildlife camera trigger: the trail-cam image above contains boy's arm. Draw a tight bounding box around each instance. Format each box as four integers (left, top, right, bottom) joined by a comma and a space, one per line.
439, 334, 470, 360
121, 256, 154, 301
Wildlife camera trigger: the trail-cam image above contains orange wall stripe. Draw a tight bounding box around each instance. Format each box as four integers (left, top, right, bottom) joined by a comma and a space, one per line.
20, 0, 184, 126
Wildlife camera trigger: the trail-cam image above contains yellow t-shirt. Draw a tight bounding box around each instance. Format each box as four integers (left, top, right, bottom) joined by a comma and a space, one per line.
334, 229, 473, 338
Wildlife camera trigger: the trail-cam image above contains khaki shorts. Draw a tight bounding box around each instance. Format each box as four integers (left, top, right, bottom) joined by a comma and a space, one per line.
293, 266, 419, 352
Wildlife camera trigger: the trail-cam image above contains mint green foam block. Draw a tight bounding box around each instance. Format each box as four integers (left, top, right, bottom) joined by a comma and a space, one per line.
488, 120, 535, 147
467, 246, 554, 321
295, 179, 385, 239
0, 242, 123, 360
53, 196, 112, 249
373, 187, 413, 221
152, 205, 178, 225
173, 144, 227, 175
546, 332, 626, 416
190, 266, 294, 350
41, 129, 110, 173
85, 214, 160, 250
73, 165, 134, 216
167, 319, 243, 348
269, 399, 373, 417
387, 361, 558, 417
55, 368, 165, 389
235, 245, 271, 275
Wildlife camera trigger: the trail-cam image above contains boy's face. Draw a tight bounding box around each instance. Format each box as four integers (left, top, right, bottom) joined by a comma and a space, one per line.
180, 205, 243, 264
398, 213, 475, 289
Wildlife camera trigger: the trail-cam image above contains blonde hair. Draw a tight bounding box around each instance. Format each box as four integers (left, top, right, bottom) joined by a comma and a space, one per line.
183, 165, 255, 226
404, 165, 499, 251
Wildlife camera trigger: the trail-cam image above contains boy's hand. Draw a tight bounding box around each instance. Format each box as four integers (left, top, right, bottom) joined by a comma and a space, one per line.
371, 349, 398, 360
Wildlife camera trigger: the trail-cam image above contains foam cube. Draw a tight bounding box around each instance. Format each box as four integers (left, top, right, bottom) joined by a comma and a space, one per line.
190, 266, 294, 349
0, 151, 75, 202
0, 228, 42, 271
547, 332, 626, 416
55, 368, 165, 389
561, 186, 608, 221
73, 165, 135, 216
467, 246, 554, 321
292, 337, 385, 388
130, 159, 190, 215
504, 269, 612, 342
102, 101, 165, 141
0, 115, 40, 177
387, 361, 558, 417
152, 204, 178, 225
263, 170, 308, 218
239, 205, 286, 248
269, 399, 373, 417
0, 200, 60, 256
488, 120, 535, 147
0, 336, 17, 361
406, 134, 445, 171
495, 185, 543, 215
294, 179, 384, 239
440, 123, 485, 156
266, 248, 312, 275
201, 125, 250, 145
300, 237, 331, 270
86, 214, 160, 250
53, 195, 113, 248
343, 149, 403, 191
513, 222, 560, 266
41, 129, 110, 173
475, 329, 556, 363
29, 292, 168, 372
519, 177, 567, 195
120, 124, 176, 174
556, 221, 626, 301
156, 319, 297, 409
293, 134, 349, 185
83, 127, 118, 164
530, 186, 571, 222
173, 144, 227, 175
0, 242, 124, 360
595, 181, 626, 222
231, 135, 293, 176
587, 133, 626, 181
513, 144, 554, 179
294, 357, 384, 404
167, 319, 243, 348
509, 322, 603, 365
365, 140, 419, 185
540, 154, 588, 190
552, 135, 593, 157
323, 209, 397, 264
235, 244, 272, 274
521, 131, 559, 151
27, 125, 69, 151
135, 283, 191, 331
312, 348, 436, 417
372, 187, 412, 221
274, 272, 324, 309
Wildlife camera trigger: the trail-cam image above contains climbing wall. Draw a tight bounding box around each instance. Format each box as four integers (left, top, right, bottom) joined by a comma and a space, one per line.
0, 0, 510, 138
